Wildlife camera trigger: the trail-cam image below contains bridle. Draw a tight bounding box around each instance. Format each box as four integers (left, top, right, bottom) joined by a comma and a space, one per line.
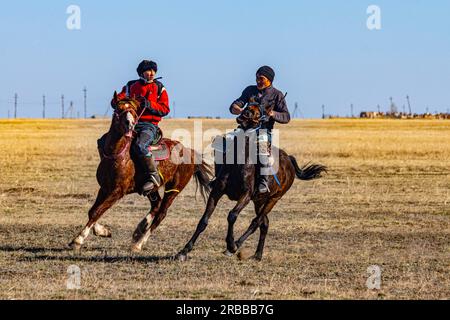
103, 99, 143, 160
238, 103, 266, 131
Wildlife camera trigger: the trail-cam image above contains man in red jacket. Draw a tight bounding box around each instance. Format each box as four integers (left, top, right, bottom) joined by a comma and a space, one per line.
112, 60, 170, 195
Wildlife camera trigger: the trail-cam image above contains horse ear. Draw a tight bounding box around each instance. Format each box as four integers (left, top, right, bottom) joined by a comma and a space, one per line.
113, 91, 118, 101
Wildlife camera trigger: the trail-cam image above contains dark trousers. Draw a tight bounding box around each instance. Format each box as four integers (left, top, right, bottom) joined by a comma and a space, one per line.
132, 122, 159, 158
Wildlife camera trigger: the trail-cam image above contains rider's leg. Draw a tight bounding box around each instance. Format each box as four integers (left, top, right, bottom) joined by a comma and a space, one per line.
257, 130, 272, 193
133, 123, 161, 195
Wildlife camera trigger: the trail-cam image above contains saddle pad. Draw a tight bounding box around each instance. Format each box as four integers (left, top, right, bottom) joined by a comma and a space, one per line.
148, 141, 170, 161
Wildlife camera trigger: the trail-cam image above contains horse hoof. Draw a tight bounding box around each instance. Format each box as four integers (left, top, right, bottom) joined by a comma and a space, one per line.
93, 228, 112, 238
68, 241, 81, 252
223, 250, 235, 257
176, 253, 188, 262
131, 245, 142, 253
251, 254, 263, 261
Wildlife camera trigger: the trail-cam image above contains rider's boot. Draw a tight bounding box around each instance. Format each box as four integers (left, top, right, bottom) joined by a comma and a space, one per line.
139, 155, 161, 196
257, 173, 270, 194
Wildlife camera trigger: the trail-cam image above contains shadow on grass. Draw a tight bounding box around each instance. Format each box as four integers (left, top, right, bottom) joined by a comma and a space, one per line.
0, 245, 69, 253
0, 245, 177, 264
20, 254, 176, 263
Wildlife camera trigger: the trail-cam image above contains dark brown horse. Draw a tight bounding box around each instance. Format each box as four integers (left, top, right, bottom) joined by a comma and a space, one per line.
176, 103, 327, 261
69, 94, 212, 252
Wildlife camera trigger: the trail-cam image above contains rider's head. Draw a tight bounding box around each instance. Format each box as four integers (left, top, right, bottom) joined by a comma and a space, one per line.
137, 60, 158, 83
256, 66, 275, 90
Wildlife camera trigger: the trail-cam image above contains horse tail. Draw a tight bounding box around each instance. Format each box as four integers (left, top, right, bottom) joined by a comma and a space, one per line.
289, 155, 327, 181
194, 157, 213, 203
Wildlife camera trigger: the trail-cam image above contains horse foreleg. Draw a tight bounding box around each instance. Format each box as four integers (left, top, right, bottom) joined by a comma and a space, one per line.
254, 215, 269, 261
176, 189, 224, 261
224, 193, 252, 256
131, 192, 162, 244
235, 197, 279, 260
69, 188, 121, 250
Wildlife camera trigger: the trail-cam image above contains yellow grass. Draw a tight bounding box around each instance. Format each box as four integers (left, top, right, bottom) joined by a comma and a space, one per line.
0, 118, 449, 299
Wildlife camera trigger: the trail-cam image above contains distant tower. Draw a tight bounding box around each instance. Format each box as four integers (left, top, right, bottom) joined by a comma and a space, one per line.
293, 102, 299, 118
322, 104, 325, 119
377, 104, 381, 113
68, 101, 74, 119
389, 97, 398, 113
42, 95, 46, 119
406, 95, 412, 114
350, 104, 354, 118
14, 93, 18, 119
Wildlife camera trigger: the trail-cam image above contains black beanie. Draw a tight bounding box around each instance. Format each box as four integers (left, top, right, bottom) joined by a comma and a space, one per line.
137, 60, 158, 76
256, 66, 275, 83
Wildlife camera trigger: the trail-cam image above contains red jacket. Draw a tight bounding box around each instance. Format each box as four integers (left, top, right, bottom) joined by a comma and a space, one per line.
114, 79, 170, 125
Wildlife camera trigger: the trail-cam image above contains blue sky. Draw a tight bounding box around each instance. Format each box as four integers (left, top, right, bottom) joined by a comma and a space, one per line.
1, 0, 449, 118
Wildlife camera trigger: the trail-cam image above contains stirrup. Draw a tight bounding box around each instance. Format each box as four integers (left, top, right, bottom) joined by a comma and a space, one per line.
149, 174, 161, 187
258, 182, 270, 194
142, 181, 156, 196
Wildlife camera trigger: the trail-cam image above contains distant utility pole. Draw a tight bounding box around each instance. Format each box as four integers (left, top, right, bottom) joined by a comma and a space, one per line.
322, 104, 325, 119
83, 87, 87, 118
14, 93, 18, 118
42, 95, 46, 119
350, 104, 354, 118
377, 104, 381, 113
389, 97, 398, 113
70, 101, 74, 119
8, 109, 10, 119
293, 102, 299, 118
406, 95, 412, 114
61, 95, 65, 119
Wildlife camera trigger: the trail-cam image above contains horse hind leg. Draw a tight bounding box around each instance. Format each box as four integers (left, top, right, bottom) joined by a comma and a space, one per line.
93, 223, 112, 238
131, 181, 186, 253
69, 188, 121, 251
131, 191, 162, 244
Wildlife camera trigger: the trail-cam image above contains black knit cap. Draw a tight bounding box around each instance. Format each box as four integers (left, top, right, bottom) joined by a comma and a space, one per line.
256, 65, 275, 83
137, 60, 158, 76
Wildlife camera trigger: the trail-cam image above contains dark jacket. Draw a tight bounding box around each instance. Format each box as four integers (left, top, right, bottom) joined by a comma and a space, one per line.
230, 85, 290, 130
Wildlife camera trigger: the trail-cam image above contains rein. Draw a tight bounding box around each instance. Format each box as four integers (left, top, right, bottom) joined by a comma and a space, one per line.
102, 102, 142, 160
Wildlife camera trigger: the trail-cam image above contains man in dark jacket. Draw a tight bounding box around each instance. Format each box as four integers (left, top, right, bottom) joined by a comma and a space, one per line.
230, 66, 290, 193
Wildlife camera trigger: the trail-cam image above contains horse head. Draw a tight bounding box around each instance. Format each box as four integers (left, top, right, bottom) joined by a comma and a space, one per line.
111, 91, 140, 138
236, 99, 274, 130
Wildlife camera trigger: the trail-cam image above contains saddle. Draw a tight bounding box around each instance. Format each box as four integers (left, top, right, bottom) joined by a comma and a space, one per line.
97, 127, 170, 161
145, 127, 170, 161
148, 139, 170, 161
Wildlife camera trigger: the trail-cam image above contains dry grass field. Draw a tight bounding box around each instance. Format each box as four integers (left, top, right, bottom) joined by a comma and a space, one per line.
0, 118, 448, 300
